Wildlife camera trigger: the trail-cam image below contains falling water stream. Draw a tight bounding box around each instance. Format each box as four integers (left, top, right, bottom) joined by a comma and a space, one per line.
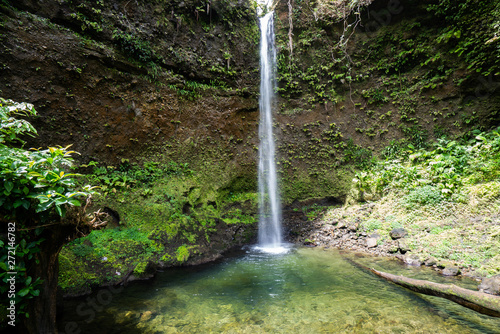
257, 6, 283, 250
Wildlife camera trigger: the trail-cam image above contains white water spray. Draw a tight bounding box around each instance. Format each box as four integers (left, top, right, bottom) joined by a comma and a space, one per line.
257, 8, 283, 251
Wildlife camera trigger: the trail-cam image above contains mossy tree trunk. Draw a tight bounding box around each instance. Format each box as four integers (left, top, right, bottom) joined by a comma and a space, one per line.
18, 209, 107, 334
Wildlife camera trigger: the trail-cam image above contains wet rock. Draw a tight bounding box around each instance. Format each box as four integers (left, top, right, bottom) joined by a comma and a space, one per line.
424, 257, 437, 266
366, 237, 378, 248
347, 221, 359, 232
404, 254, 422, 266
478, 275, 500, 295
389, 228, 407, 240
398, 239, 411, 253
140, 311, 153, 322
442, 267, 460, 276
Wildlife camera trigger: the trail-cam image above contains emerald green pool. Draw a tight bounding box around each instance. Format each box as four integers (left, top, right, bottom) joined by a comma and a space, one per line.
58, 247, 500, 333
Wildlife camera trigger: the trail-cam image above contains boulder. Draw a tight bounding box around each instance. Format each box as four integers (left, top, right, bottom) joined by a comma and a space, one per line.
388, 242, 399, 253
404, 254, 422, 266
347, 221, 359, 232
389, 228, 407, 240
366, 237, 378, 248
424, 257, 437, 266
478, 275, 500, 295
442, 267, 460, 276
398, 239, 411, 253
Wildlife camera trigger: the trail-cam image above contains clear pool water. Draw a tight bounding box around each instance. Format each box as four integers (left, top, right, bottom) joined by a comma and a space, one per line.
58, 247, 500, 334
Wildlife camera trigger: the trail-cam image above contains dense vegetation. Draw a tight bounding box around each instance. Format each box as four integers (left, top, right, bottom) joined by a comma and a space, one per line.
0, 0, 499, 332
59, 157, 257, 294
341, 128, 500, 275
0, 98, 102, 332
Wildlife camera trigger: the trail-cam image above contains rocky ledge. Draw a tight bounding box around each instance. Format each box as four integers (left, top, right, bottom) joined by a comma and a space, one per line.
283, 202, 500, 296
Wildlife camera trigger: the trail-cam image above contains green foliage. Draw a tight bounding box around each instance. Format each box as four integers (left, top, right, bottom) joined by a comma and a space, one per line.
343, 138, 373, 169
0, 99, 37, 144
72, 227, 163, 260
0, 98, 93, 319
427, 0, 500, 75
0, 99, 94, 218
294, 203, 329, 221
175, 244, 190, 263
364, 219, 381, 232
402, 186, 443, 208
112, 30, 156, 63
353, 126, 500, 204
83, 160, 192, 195
133, 261, 148, 276
0, 238, 43, 316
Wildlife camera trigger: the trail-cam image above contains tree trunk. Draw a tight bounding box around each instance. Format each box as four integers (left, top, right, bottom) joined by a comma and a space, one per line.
18, 206, 107, 334
20, 225, 73, 334
370, 268, 500, 318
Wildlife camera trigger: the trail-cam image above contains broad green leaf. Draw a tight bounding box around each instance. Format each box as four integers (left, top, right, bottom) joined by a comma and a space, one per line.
18, 288, 30, 297
0, 262, 8, 271
69, 199, 81, 206
4, 181, 13, 193
55, 205, 63, 216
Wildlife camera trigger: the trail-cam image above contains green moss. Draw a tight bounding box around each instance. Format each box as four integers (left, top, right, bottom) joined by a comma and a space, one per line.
281, 167, 352, 204
175, 245, 191, 263
58, 250, 99, 295
133, 262, 148, 276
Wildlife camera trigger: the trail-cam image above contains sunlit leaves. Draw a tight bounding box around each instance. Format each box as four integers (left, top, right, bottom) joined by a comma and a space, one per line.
0, 99, 94, 219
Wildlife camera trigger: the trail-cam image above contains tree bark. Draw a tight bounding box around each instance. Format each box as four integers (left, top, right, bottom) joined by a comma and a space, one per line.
370, 268, 500, 318
18, 206, 107, 334
20, 225, 73, 334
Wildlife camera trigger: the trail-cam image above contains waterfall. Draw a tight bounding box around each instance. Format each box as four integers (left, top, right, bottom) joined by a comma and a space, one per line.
257, 10, 283, 250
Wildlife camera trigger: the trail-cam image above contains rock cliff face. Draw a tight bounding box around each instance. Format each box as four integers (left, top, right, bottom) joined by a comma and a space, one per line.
0, 0, 260, 177
1, 0, 499, 203
2, 0, 500, 308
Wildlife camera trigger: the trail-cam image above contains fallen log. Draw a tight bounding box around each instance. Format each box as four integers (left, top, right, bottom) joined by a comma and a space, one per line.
370, 268, 500, 318
340, 254, 500, 317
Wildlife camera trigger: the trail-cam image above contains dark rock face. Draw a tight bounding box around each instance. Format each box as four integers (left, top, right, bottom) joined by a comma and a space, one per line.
478, 275, 500, 295
0, 0, 260, 167
390, 228, 407, 240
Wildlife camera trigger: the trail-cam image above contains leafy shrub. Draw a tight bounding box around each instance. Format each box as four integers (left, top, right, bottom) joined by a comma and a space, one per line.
353, 127, 500, 203
364, 219, 381, 232
402, 186, 444, 208
83, 160, 192, 195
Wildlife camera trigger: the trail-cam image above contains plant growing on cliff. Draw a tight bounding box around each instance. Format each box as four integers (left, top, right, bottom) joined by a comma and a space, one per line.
353, 126, 500, 203
427, 0, 500, 75
0, 98, 107, 333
